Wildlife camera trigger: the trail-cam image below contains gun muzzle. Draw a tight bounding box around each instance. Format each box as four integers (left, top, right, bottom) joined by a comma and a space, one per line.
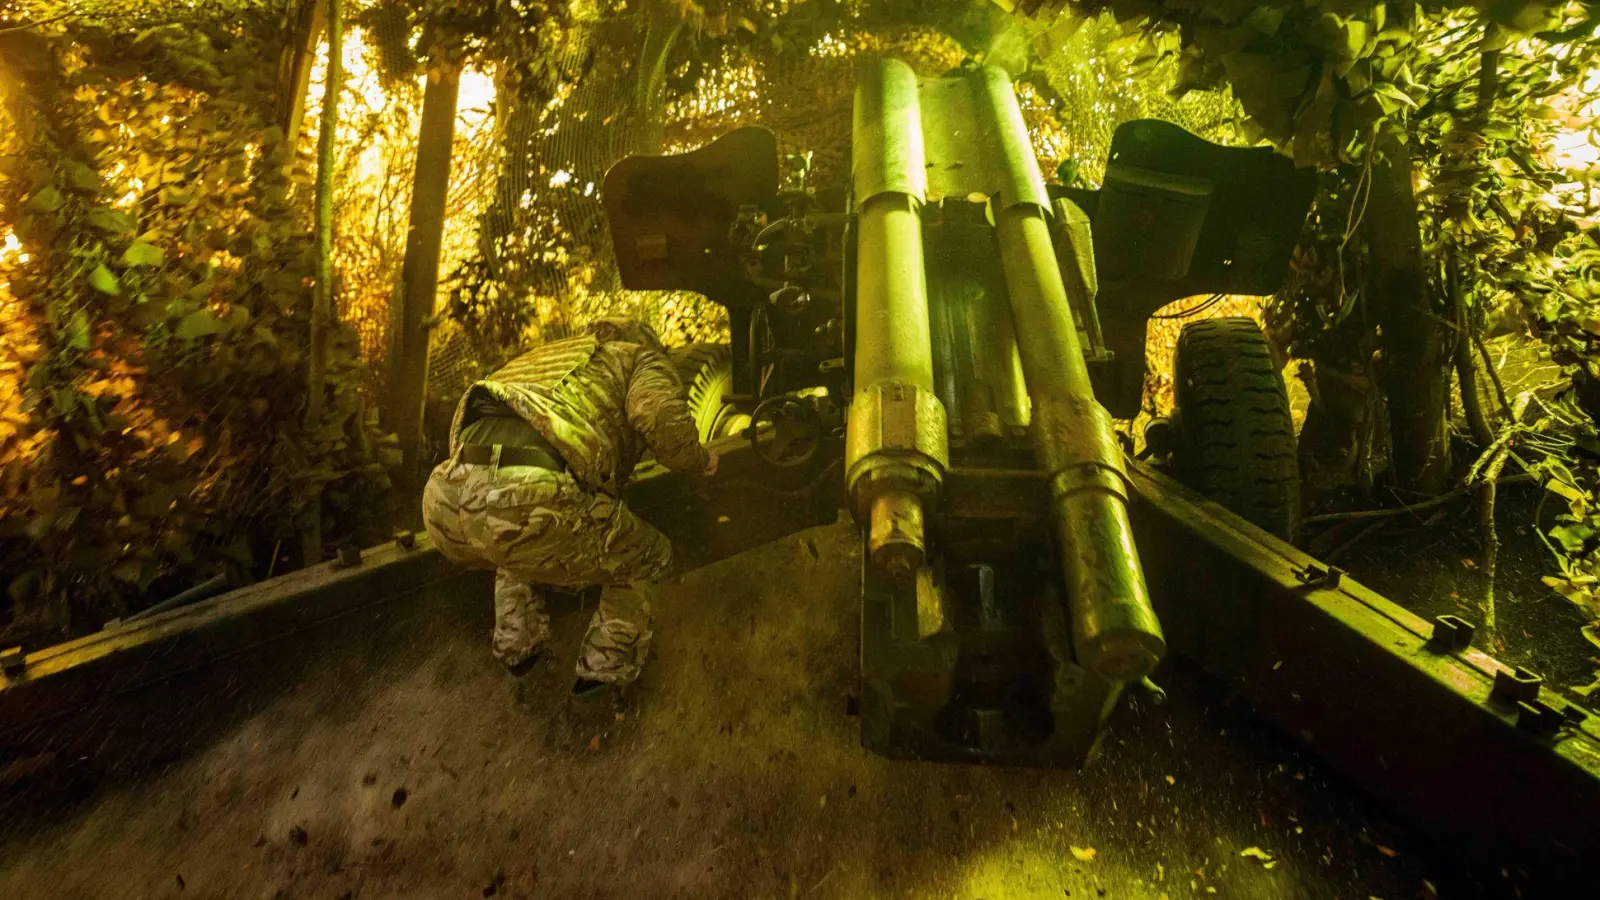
845, 58, 949, 576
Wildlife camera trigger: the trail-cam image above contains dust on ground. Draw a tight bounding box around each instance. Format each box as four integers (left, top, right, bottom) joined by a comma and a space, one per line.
0, 523, 1447, 899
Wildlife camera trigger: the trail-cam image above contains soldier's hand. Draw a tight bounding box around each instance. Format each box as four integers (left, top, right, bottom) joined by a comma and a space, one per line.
702, 452, 719, 478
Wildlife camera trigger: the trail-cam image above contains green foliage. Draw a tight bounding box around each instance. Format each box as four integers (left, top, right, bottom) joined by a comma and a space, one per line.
1049, 1, 1590, 167
0, 6, 391, 641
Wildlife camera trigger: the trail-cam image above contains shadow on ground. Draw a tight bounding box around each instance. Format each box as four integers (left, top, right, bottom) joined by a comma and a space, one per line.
0, 523, 1448, 899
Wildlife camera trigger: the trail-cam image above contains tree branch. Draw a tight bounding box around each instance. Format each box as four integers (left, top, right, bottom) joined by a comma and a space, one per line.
1304, 474, 1536, 524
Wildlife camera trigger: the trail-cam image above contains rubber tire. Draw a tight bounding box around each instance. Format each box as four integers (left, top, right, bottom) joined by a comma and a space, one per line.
1172, 318, 1302, 542
667, 343, 737, 443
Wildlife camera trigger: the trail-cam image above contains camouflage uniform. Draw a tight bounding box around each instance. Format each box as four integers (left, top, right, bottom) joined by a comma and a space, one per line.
422, 319, 710, 686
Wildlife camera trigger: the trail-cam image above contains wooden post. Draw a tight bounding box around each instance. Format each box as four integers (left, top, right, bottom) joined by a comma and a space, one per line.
277, 0, 328, 146
387, 63, 461, 499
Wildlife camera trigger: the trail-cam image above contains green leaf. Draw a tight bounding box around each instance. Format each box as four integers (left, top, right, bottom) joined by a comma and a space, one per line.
27, 186, 65, 213
121, 242, 164, 267
86, 207, 136, 236
1341, 20, 1369, 60
88, 264, 122, 296
63, 162, 100, 193
176, 308, 223, 339
1550, 523, 1595, 555
1245, 6, 1286, 36
65, 309, 90, 351
1370, 82, 1416, 114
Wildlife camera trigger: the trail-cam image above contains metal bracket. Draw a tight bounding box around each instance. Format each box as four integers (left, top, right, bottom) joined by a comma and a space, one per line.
1426, 614, 1476, 652
1516, 699, 1568, 739
0, 647, 25, 677
1294, 563, 1344, 591
1491, 666, 1543, 706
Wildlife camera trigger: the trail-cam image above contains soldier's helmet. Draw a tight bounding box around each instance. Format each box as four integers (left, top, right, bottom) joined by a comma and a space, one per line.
587, 317, 665, 354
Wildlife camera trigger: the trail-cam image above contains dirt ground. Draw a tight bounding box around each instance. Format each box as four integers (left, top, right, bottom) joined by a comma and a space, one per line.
0, 522, 1449, 900
1335, 482, 1600, 706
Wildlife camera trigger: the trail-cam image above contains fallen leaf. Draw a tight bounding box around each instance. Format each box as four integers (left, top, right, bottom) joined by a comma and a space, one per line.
1376, 844, 1398, 858
586, 735, 600, 752
1240, 846, 1274, 864
1165, 775, 1176, 785
1070, 845, 1096, 862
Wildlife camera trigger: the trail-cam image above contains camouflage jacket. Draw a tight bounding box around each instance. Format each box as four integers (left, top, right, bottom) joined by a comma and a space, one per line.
448, 334, 709, 496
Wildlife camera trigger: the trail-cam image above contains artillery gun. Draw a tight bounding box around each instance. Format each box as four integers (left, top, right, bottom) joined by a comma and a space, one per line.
3, 59, 1598, 899
606, 59, 1311, 765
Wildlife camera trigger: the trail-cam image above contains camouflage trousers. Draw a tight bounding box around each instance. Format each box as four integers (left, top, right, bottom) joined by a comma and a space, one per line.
421, 460, 672, 685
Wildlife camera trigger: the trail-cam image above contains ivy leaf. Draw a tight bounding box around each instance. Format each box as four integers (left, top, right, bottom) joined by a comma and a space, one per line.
88, 264, 122, 296
121, 242, 164, 267
27, 186, 65, 213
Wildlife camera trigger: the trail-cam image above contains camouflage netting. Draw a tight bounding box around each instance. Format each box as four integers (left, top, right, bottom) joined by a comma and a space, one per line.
417, 7, 1261, 422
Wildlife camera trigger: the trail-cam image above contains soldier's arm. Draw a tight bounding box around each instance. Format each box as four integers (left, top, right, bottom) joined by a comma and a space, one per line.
626, 349, 712, 475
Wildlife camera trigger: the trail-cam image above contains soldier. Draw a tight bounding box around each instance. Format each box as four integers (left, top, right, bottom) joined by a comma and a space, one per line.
421, 317, 717, 701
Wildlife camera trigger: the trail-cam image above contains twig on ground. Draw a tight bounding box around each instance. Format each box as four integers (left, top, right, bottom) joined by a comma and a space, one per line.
1479, 445, 1512, 648
1303, 474, 1536, 524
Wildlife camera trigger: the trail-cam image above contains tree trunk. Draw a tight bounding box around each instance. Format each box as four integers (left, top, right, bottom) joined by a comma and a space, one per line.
1365, 132, 1450, 495
303, 0, 343, 565
1299, 361, 1376, 494
387, 64, 460, 512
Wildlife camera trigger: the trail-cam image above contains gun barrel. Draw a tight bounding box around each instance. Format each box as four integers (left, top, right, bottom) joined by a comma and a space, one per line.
846, 58, 949, 577
976, 67, 1166, 682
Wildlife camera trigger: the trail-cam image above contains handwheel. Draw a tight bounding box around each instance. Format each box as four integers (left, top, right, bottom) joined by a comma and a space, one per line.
746, 395, 822, 468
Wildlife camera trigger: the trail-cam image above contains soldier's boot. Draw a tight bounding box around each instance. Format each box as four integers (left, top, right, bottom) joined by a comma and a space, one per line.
493, 570, 552, 676
572, 580, 655, 706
